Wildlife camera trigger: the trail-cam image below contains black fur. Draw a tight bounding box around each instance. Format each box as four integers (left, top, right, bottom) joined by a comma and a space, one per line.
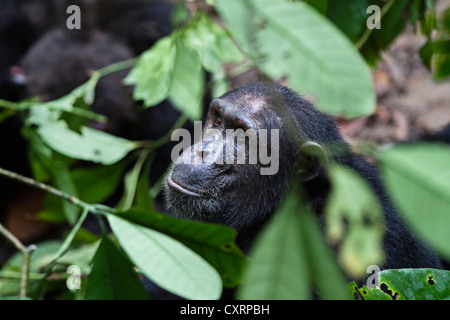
19, 28, 138, 139
165, 82, 443, 280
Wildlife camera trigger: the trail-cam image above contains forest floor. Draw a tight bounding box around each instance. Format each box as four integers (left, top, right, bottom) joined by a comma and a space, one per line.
340, 26, 450, 145
339, 2, 450, 146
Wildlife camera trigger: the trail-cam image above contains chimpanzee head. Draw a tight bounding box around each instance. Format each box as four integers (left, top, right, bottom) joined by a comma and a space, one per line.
165, 82, 340, 231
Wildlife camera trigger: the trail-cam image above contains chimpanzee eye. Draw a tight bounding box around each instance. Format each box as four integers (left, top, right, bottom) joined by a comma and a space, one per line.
214, 116, 222, 125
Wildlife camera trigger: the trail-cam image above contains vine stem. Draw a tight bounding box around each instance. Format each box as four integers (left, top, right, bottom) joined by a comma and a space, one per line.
0, 167, 96, 213
0, 223, 36, 297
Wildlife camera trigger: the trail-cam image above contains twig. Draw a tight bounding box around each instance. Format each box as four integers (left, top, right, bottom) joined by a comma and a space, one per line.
0, 167, 96, 213
0, 167, 112, 297
0, 223, 36, 297
50, 207, 90, 264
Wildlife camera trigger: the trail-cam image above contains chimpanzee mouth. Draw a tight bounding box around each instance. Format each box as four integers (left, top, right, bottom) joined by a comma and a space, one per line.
167, 175, 205, 198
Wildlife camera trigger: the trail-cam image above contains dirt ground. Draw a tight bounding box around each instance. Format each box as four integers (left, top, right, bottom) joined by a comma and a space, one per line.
340, 4, 450, 146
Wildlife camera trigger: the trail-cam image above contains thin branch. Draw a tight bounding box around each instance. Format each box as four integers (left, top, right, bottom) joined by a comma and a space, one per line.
0, 223, 27, 252
0, 223, 36, 297
0, 167, 96, 213
94, 58, 138, 78
50, 207, 90, 264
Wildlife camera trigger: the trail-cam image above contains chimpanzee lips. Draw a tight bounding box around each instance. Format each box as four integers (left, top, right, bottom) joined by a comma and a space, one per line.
167, 174, 204, 198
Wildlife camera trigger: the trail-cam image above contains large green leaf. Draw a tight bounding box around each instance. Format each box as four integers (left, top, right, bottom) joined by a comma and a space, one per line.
236, 190, 310, 300
352, 268, 450, 300
215, 0, 375, 119
85, 236, 149, 300
181, 13, 243, 98
116, 208, 246, 288
168, 41, 204, 120
236, 187, 348, 300
325, 164, 385, 279
300, 208, 350, 300
379, 143, 450, 260
3, 240, 99, 275
26, 108, 139, 165
326, 0, 369, 40
108, 214, 222, 300
183, 13, 244, 72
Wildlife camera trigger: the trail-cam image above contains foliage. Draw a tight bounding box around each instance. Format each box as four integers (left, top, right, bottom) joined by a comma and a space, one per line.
420, 7, 450, 80
379, 143, 450, 260
350, 268, 450, 300
0, 0, 449, 301
216, 0, 376, 119
237, 185, 349, 300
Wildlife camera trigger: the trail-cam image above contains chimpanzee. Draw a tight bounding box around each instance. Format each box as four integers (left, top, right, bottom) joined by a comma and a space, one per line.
95, 0, 175, 55
19, 28, 139, 139
165, 82, 443, 283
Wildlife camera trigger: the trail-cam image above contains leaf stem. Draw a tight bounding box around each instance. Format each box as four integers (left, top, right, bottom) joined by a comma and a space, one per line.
50, 207, 90, 264
95, 58, 138, 78
0, 167, 96, 213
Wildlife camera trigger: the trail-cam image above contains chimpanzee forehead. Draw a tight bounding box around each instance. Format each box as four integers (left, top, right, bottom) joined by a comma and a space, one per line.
211, 95, 270, 115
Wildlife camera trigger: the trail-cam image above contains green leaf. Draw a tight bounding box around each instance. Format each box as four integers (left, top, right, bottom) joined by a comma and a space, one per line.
71, 160, 129, 204
353, 269, 450, 300
214, 0, 258, 57
116, 208, 246, 288
216, 0, 375, 119
325, 164, 385, 279
237, 190, 310, 299
360, 0, 410, 64
22, 126, 79, 224
183, 13, 244, 72
300, 208, 350, 300
27, 108, 139, 165
349, 281, 391, 300
237, 186, 349, 300
379, 143, 450, 260
85, 236, 149, 300
108, 214, 222, 300
3, 240, 99, 274
305, 0, 328, 15
124, 36, 176, 107
168, 41, 204, 120
30, 71, 105, 122
326, 0, 368, 40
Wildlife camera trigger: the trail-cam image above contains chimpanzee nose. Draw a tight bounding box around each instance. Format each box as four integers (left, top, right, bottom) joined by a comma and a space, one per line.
170, 163, 208, 190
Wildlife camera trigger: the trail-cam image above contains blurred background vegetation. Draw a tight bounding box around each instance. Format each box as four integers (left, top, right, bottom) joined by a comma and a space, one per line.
0, 0, 449, 300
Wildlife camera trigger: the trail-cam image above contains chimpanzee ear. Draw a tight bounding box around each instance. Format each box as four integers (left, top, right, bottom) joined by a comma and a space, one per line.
295, 141, 328, 181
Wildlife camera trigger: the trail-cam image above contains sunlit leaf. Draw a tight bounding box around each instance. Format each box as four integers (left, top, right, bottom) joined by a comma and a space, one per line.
237, 190, 309, 299
168, 41, 204, 120
124, 36, 176, 107
108, 214, 222, 300
216, 0, 375, 119
325, 164, 385, 279
27, 108, 139, 165
352, 268, 450, 300
117, 208, 246, 288
379, 143, 450, 260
